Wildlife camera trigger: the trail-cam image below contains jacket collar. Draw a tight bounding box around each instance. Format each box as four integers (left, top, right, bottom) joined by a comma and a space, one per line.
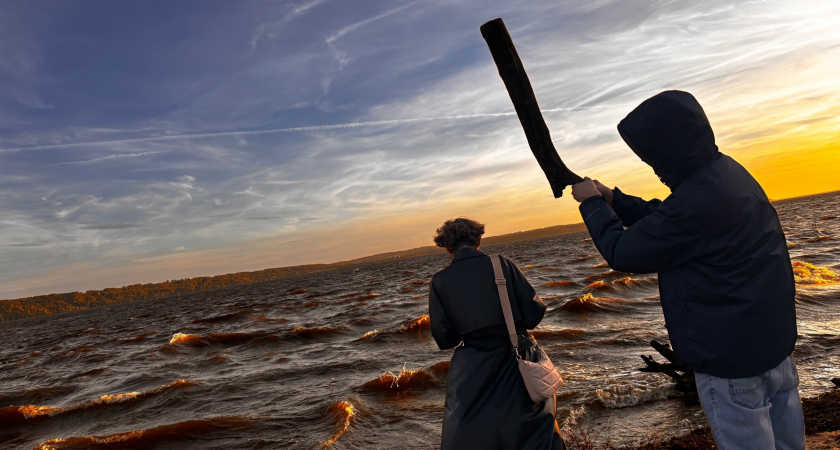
452, 247, 486, 262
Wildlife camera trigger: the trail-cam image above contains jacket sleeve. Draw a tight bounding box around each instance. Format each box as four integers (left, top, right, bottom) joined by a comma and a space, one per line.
504, 257, 546, 330
579, 195, 704, 274
428, 277, 461, 350
611, 187, 663, 227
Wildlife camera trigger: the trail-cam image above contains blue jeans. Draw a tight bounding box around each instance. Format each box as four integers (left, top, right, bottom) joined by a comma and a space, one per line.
695, 355, 805, 450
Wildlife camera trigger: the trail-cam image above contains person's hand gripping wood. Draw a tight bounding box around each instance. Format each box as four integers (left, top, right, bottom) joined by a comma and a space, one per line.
571, 177, 602, 203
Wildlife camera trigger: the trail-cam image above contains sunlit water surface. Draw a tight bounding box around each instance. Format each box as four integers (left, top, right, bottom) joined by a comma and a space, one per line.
1, 192, 838, 449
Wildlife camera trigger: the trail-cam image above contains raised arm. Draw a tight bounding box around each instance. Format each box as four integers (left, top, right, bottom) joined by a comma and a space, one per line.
578, 195, 704, 274
593, 180, 662, 227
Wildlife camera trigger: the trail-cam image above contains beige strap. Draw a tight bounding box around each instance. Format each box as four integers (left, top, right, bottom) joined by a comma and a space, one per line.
490, 255, 519, 351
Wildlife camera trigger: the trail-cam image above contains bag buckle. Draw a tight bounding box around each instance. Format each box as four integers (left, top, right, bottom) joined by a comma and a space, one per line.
514, 345, 522, 360
495, 277, 506, 285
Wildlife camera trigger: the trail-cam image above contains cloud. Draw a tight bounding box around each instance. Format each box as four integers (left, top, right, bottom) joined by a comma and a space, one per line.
2, 0, 840, 298
2, 109, 593, 153
48, 151, 165, 166
324, 3, 413, 44
79, 222, 140, 230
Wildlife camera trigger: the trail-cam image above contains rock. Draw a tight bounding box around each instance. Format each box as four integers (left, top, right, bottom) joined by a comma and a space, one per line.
806, 430, 840, 450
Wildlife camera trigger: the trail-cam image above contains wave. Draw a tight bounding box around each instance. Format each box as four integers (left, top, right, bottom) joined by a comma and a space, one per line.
588, 380, 681, 409
338, 292, 383, 303
294, 326, 349, 338
1, 379, 199, 423
586, 280, 608, 290
361, 363, 437, 394
359, 315, 430, 340
31, 415, 252, 449
169, 333, 204, 345
68, 368, 107, 380
121, 332, 154, 343
320, 401, 355, 448
247, 315, 287, 323
586, 277, 656, 291
560, 293, 626, 312
541, 281, 574, 287
792, 261, 838, 285
804, 235, 838, 243
532, 328, 586, 340
428, 360, 450, 374
585, 270, 628, 281
192, 310, 249, 324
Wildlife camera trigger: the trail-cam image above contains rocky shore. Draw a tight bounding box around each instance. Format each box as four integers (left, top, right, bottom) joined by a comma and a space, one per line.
620, 388, 840, 450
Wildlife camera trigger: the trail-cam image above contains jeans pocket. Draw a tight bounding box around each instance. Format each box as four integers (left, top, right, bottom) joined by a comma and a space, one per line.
729, 375, 765, 409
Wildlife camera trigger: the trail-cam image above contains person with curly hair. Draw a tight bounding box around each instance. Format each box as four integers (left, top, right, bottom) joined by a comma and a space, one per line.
429, 217, 565, 450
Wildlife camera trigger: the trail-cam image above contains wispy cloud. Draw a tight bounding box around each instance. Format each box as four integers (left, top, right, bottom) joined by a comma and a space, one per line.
249, 0, 331, 49
47, 151, 165, 166
2, 0, 840, 298
5, 108, 587, 153
325, 3, 413, 44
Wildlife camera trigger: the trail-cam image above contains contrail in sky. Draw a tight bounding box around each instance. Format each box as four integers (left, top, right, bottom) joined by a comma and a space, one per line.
0, 107, 587, 153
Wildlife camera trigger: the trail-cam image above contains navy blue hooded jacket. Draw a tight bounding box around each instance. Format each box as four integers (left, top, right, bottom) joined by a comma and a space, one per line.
579, 90, 797, 378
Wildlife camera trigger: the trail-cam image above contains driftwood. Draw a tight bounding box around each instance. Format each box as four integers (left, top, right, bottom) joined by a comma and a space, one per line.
641, 342, 840, 393
480, 18, 583, 198
638, 340, 696, 393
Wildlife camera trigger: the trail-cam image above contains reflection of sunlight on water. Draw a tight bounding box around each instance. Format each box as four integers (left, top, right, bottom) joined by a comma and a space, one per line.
798, 319, 840, 336
792, 261, 838, 285
13, 379, 199, 419
320, 401, 355, 448
170, 332, 201, 344
360, 314, 430, 339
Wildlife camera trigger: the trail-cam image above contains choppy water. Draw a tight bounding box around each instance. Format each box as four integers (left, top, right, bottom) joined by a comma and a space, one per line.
1, 191, 838, 449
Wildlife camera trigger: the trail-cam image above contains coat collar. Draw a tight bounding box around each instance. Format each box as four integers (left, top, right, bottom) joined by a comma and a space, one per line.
452, 247, 486, 262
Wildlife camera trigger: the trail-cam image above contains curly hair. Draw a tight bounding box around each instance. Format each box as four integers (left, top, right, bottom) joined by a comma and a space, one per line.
433, 217, 485, 253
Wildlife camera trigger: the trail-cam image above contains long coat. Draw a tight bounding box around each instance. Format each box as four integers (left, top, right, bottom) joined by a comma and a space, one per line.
579, 90, 797, 378
429, 247, 564, 450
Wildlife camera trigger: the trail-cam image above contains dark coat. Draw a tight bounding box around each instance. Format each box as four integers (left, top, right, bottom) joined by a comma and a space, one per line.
579, 90, 797, 378
429, 247, 564, 450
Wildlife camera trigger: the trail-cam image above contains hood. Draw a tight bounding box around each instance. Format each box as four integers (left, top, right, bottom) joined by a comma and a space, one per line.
617, 90, 718, 189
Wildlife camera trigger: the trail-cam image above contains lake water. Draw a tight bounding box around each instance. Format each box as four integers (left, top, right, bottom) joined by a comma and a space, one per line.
1, 191, 838, 449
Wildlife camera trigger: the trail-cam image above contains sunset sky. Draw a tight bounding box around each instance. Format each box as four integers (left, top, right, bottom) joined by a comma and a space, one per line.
1, 0, 839, 299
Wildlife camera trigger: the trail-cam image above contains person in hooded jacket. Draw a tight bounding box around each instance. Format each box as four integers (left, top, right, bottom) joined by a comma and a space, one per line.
428, 217, 565, 450
570, 90, 803, 450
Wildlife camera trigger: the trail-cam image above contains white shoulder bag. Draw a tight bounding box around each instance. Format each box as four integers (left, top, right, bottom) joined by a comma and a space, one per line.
490, 254, 564, 403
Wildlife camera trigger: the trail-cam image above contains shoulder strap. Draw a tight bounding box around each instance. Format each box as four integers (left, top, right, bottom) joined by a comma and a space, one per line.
489, 254, 518, 351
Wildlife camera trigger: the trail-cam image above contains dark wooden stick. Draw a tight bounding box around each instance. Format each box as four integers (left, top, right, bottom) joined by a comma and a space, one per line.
639, 355, 682, 382
651, 340, 682, 366
480, 18, 583, 198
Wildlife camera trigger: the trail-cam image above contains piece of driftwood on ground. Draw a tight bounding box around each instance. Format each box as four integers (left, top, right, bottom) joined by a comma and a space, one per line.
638, 340, 696, 393
480, 18, 583, 198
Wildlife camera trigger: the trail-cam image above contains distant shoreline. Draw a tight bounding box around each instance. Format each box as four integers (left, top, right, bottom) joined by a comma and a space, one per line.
4, 188, 836, 322
0, 222, 586, 321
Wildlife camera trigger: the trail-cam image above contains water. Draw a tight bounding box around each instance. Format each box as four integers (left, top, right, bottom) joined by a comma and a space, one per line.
1, 191, 838, 449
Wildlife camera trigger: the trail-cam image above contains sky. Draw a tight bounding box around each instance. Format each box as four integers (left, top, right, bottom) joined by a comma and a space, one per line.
1, 0, 839, 299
